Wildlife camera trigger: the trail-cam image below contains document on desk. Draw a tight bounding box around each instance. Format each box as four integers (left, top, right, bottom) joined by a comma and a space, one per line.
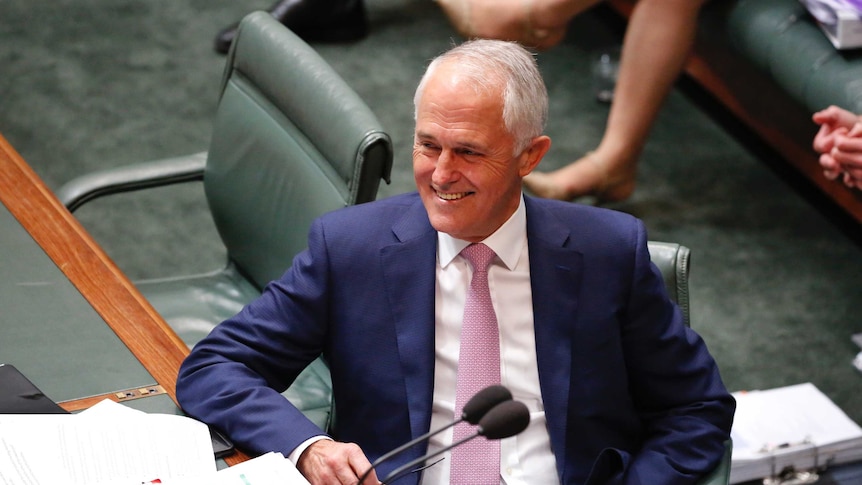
154, 452, 310, 485
0, 399, 215, 484
0, 400, 310, 485
730, 382, 862, 484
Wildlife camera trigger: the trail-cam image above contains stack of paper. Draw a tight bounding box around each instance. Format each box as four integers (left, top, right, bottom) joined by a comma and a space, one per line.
0, 399, 309, 485
730, 382, 862, 484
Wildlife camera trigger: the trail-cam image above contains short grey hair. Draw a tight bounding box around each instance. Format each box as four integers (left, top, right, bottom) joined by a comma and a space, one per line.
414, 39, 549, 154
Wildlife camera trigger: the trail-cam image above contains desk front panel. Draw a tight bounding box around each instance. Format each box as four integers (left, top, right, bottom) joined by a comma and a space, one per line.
0, 203, 154, 402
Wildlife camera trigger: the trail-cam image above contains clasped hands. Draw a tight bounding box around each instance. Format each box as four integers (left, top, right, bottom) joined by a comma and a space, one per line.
813, 105, 862, 190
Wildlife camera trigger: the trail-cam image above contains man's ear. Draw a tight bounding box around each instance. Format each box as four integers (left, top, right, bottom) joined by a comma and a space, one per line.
519, 135, 552, 176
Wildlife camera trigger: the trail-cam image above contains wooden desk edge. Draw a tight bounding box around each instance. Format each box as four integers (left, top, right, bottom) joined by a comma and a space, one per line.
0, 134, 189, 402
0, 134, 252, 466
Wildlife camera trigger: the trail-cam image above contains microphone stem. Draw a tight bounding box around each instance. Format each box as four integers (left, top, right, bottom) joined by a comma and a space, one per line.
380, 432, 480, 485
356, 418, 463, 485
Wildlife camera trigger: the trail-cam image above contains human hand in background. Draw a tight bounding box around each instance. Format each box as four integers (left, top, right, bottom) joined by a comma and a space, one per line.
827, 123, 862, 189
812, 105, 862, 188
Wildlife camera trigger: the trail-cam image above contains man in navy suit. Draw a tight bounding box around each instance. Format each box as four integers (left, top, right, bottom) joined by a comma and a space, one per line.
177, 39, 735, 484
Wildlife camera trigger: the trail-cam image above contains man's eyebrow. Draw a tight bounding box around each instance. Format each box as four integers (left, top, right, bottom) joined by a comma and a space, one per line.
414, 131, 485, 153
416, 133, 480, 148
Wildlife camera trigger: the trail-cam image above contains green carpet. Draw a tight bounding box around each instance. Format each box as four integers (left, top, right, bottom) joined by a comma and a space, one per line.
2, 0, 861, 429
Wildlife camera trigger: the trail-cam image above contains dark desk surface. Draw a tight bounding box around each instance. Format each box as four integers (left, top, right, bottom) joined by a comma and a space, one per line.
0, 132, 189, 407
0, 202, 154, 401
0, 132, 192, 399
0, 133, 250, 465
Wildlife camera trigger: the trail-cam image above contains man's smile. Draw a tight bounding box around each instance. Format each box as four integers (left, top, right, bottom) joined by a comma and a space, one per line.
436, 191, 473, 200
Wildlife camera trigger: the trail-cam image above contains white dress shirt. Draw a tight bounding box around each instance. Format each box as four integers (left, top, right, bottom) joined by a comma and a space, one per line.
421, 195, 560, 485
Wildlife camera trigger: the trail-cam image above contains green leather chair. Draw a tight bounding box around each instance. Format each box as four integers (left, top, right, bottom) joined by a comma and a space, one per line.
57, 11, 392, 427
648, 241, 691, 326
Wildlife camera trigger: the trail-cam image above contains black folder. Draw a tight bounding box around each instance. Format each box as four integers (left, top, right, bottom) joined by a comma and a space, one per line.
0, 363, 68, 414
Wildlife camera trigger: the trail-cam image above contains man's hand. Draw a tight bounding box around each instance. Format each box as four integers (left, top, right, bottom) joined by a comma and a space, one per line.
297, 439, 379, 485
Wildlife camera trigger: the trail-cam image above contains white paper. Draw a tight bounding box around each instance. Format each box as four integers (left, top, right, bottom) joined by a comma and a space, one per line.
153, 452, 310, 485
0, 400, 216, 485
729, 383, 862, 483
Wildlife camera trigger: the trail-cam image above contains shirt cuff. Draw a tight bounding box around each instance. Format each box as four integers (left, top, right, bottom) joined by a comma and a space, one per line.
288, 435, 333, 464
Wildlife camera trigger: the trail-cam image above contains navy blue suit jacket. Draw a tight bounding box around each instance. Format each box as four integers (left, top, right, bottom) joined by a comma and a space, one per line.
177, 193, 735, 484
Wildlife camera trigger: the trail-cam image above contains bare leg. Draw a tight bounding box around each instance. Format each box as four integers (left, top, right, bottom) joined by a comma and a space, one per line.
524, 0, 706, 202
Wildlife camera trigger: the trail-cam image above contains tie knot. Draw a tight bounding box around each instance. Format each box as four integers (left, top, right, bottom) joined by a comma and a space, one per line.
461, 243, 496, 272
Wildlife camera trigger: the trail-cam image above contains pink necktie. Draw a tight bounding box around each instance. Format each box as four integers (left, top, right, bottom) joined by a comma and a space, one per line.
450, 243, 501, 485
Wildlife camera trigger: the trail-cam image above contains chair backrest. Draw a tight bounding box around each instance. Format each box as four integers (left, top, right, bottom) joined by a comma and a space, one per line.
204, 11, 393, 290
647, 241, 691, 326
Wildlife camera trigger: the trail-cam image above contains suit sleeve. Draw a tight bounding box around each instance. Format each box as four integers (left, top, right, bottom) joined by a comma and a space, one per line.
175, 217, 333, 457
616, 221, 735, 485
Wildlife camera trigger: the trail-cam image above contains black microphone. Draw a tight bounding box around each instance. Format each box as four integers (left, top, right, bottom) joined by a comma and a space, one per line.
379, 399, 531, 485
356, 385, 512, 485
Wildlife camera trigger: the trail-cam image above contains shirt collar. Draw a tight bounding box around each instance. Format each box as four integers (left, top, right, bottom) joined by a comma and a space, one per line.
438, 195, 527, 270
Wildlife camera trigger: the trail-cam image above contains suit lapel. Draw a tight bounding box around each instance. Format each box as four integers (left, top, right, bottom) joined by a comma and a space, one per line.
525, 197, 583, 480
380, 198, 438, 450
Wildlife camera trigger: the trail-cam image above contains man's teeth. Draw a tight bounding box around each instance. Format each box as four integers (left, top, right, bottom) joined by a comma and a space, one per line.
438, 192, 468, 200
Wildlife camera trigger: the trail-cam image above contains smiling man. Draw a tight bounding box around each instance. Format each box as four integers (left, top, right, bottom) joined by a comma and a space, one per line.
412, 45, 551, 243
177, 39, 734, 485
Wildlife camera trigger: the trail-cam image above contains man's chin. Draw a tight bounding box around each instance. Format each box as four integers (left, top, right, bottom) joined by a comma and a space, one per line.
427, 213, 465, 237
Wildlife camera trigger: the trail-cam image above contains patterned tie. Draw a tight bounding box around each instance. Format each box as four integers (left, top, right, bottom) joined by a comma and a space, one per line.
450, 243, 501, 485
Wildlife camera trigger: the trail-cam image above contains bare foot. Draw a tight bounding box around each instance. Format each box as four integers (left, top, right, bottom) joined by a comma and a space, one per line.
523, 152, 636, 203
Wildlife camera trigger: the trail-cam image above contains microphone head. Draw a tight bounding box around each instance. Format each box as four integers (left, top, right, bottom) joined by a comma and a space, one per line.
461, 385, 513, 425
477, 400, 530, 440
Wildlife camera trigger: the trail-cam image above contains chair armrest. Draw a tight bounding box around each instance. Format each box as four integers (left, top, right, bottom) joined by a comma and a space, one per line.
696, 439, 732, 485
647, 240, 692, 326
57, 152, 207, 212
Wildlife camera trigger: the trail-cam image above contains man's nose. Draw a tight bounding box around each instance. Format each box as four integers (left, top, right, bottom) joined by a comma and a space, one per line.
432, 150, 460, 185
